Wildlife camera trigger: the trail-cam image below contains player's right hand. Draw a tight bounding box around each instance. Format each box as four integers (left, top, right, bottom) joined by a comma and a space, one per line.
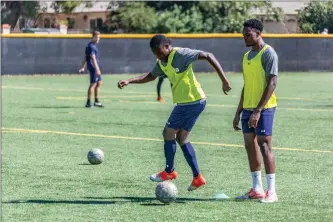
222, 80, 232, 95
233, 114, 241, 131
79, 68, 84, 73
118, 80, 129, 89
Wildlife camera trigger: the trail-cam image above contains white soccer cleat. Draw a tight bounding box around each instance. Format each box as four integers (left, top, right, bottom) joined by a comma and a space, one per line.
260, 191, 278, 203
150, 173, 163, 182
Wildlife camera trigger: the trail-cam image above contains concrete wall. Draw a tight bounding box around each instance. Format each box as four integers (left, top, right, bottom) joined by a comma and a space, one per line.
1, 35, 333, 75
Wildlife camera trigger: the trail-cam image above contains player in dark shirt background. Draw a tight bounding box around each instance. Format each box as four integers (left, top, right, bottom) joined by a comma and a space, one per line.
79, 31, 104, 108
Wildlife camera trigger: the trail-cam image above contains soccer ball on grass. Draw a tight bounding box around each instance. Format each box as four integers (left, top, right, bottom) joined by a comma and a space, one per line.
155, 181, 178, 204
87, 148, 104, 165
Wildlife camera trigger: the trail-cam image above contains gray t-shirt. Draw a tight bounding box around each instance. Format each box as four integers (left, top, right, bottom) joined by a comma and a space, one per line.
246, 44, 278, 76
151, 48, 202, 77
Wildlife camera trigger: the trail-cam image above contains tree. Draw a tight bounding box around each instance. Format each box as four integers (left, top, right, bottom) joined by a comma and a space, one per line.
1, 1, 92, 29
297, 1, 333, 33
154, 5, 203, 33
1, 1, 41, 28
146, 1, 197, 12
51, 1, 81, 14
150, 1, 283, 33
197, 1, 284, 33
51, 1, 93, 14
106, 2, 157, 33
107, 1, 283, 34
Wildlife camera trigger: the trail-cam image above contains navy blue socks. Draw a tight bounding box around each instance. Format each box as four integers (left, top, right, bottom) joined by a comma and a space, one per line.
181, 142, 200, 177
164, 140, 177, 173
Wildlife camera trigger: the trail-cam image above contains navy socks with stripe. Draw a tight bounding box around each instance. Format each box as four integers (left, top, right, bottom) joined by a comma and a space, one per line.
181, 142, 200, 177
164, 140, 177, 173
164, 140, 200, 177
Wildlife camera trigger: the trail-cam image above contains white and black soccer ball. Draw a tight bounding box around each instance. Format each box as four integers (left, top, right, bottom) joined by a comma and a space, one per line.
155, 181, 178, 204
87, 148, 104, 165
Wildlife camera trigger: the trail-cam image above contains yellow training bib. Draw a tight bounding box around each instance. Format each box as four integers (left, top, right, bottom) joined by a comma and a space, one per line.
158, 47, 206, 104
242, 45, 277, 109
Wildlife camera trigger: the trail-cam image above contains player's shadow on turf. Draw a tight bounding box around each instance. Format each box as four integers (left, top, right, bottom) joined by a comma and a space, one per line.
4, 200, 115, 205
31, 106, 80, 109
84, 196, 231, 205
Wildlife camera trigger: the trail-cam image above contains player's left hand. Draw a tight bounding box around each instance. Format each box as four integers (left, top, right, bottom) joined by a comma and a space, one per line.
248, 110, 261, 128
222, 80, 232, 95
233, 114, 242, 131
79, 68, 85, 73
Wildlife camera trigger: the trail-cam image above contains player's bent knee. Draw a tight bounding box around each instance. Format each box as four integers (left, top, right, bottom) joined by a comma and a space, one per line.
175, 135, 186, 146
244, 139, 255, 150
176, 131, 190, 146
90, 83, 97, 88
257, 136, 273, 155
163, 127, 177, 140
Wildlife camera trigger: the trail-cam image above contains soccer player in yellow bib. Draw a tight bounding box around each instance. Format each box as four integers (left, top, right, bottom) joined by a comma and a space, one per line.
233, 19, 278, 203
118, 34, 231, 191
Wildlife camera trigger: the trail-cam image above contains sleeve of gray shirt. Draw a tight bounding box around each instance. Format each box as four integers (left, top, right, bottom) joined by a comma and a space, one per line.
150, 62, 166, 77
174, 48, 203, 72
261, 47, 278, 76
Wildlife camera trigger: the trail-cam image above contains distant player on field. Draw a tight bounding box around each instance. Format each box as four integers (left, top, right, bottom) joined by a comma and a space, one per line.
118, 34, 232, 191
79, 30, 104, 108
233, 19, 279, 203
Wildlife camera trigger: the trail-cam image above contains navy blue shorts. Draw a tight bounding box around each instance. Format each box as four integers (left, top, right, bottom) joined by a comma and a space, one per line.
166, 100, 206, 132
89, 69, 102, 84
241, 107, 276, 136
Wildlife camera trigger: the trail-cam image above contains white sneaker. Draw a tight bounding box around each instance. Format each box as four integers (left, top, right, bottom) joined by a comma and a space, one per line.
94, 102, 104, 107
260, 191, 278, 203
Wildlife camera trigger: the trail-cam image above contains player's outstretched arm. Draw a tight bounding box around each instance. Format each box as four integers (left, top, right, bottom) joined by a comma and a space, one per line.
118, 72, 157, 89
198, 52, 232, 95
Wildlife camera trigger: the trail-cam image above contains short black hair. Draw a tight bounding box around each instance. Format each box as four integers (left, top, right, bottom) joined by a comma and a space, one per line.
243, 19, 264, 33
149, 34, 172, 49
